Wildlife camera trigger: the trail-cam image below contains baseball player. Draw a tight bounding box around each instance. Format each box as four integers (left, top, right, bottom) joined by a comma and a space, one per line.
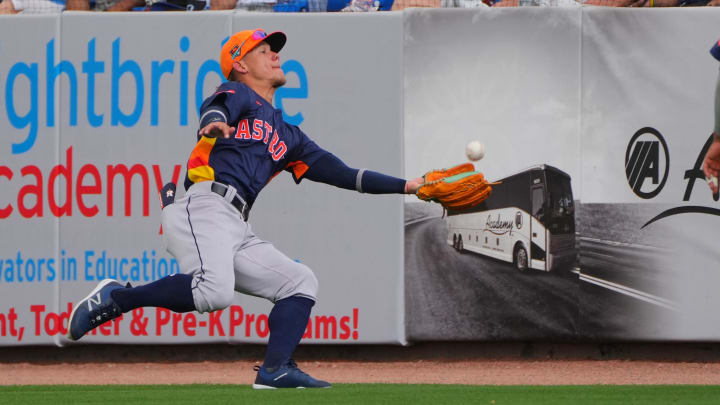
704, 38, 720, 196
67, 28, 424, 389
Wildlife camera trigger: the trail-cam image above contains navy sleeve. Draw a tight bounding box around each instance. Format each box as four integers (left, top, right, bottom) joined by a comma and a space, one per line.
303, 153, 358, 189
198, 82, 252, 127
199, 101, 230, 128
304, 153, 406, 194
283, 126, 331, 183
712, 39, 720, 62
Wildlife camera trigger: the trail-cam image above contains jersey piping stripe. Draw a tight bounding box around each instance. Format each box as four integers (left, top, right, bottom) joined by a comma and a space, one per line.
187, 136, 217, 184
185, 195, 207, 291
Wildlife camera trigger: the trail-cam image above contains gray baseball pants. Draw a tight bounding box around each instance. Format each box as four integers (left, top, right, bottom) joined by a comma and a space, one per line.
161, 181, 318, 313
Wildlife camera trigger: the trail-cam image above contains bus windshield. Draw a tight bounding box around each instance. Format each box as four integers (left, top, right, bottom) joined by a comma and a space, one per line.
546, 171, 575, 234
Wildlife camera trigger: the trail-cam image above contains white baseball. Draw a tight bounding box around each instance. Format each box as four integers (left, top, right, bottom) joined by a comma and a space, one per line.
465, 141, 485, 161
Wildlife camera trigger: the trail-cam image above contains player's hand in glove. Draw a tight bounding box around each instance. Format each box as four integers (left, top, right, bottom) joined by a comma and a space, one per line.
703, 132, 720, 197
403, 163, 476, 194
415, 163, 494, 211
404, 177, 425, 194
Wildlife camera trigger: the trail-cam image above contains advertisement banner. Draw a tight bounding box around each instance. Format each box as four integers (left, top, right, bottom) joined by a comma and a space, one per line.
403, 7, 720, 341
403, 8, 582, 341
0, 12, 405, 346
580, 8, 720, 340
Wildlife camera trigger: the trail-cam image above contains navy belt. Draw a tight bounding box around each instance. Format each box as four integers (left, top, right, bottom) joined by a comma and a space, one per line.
210, 182, 249, 221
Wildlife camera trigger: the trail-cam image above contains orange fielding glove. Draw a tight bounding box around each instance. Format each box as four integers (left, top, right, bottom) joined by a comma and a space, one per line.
416, 163, 494, 211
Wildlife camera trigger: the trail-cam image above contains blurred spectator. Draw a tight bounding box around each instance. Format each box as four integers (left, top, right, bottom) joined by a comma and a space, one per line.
391, 0, 439, 9
233, 0, 275, 11
442, 0, 490, 7
0, 0, 236, 11
494, 0, 580, 6
582, 0, 632, 5
0, 0, 90, 13
100, 0, 230, 10
207, 0, 234, 7
271, 0, 392, 11
272, 0, 306, 11
94, 0, 143, 10
341, 0, 394, 10
583, 0, 713, 5
341, 0, 378, 10
0, 0, 18, 13
143, 0, 208, 10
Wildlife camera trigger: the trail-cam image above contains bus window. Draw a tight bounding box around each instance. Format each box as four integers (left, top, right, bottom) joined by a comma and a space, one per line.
532, 187, 545, 220
548, 174, 574, 217
546, 171, 575, 234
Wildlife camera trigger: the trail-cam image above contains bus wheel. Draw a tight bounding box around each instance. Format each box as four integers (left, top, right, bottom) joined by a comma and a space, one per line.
514, 245, 528, 271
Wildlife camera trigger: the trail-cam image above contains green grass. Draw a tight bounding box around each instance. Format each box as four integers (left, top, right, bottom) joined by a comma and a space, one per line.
1, 384, 719, 405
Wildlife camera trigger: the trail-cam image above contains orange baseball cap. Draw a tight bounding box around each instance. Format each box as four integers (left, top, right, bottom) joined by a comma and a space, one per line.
220, 29, 287, 79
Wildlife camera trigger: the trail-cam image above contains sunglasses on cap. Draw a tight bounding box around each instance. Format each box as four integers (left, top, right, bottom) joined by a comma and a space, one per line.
231, 30, 268, 60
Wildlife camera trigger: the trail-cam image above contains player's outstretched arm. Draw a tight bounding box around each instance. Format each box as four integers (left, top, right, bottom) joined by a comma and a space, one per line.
303, 153, 422, 195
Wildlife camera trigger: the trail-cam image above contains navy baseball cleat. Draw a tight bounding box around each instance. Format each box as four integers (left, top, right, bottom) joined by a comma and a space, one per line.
67, 279, 127, 341
252, 360, 331, 389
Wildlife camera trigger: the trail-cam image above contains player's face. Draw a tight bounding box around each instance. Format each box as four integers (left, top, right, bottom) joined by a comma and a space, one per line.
242, 42, 286, 88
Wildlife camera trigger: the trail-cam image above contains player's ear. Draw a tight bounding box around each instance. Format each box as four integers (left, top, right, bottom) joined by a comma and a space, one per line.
233, 60, 248, 75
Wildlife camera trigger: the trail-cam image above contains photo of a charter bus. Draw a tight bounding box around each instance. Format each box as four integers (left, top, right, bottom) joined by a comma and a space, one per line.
446, 164, 576, 272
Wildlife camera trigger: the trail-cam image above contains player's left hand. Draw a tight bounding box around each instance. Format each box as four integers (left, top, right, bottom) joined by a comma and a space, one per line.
199, 122, 236, 139
640, 0, 677, 6
703, 133, 720, 195
404, 177, 424, 194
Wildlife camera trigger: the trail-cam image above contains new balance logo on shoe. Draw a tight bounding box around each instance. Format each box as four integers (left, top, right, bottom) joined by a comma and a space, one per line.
87, 293, 102, 310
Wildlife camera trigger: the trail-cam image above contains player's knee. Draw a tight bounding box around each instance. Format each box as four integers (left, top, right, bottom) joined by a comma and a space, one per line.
207, 288, 234, 312
193, 283, 234, 313
302, 268, 319, 298
277, 263, 318, 302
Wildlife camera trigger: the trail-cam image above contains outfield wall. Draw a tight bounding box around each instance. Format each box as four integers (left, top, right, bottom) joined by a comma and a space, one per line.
1, 9, 719, 346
